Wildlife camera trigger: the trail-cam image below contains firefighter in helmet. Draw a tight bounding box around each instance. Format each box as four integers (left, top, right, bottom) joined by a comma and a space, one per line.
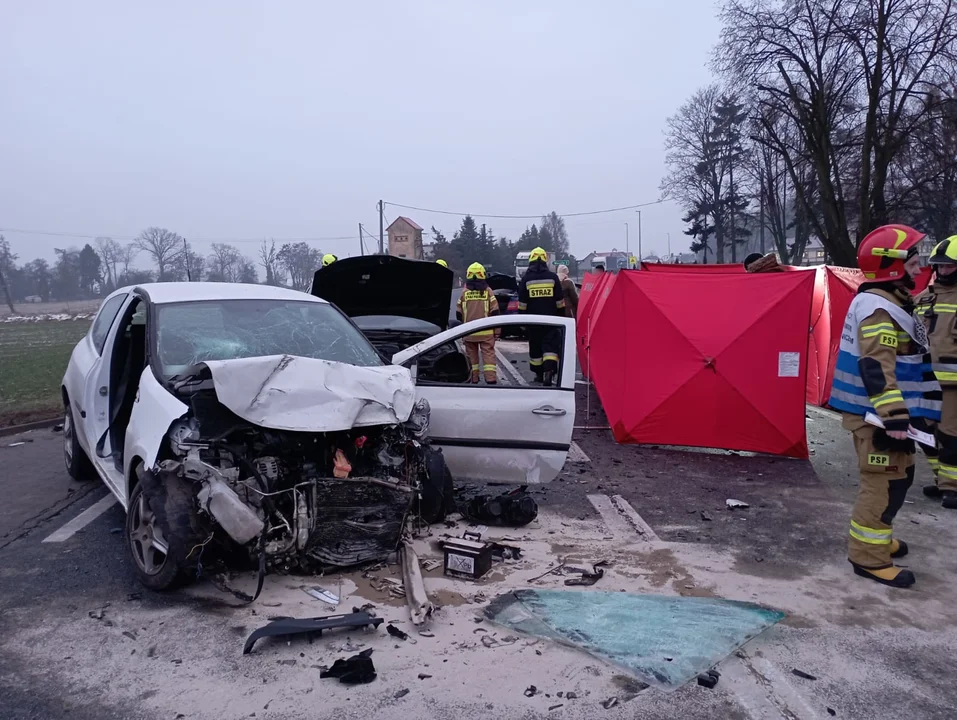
322, 253, 338, 267
456, 262, 500, 384
917, 236, 957, 509
436, 259, 449, 268
517, 247, 565, 386
829, 224, 941, 588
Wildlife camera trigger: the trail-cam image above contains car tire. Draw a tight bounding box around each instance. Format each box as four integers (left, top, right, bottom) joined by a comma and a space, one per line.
63, 398, 94, 481
126, 465, 205, 591
419, 447, 454, 524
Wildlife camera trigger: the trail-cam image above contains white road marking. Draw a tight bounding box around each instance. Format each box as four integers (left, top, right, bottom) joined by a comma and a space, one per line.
567, 442, 591, 464
587, 493, 657, 543
42, 494, 118, 543
722, 654, 822, 720
609, 494, 661, 543
494, 346, 526, 386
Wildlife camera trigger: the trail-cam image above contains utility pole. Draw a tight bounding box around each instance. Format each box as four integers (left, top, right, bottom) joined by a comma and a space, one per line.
183, 237, 192, 281
378, 200, 385, 254
667, 232, 671, 257
625, 223, 629, 254
359, 223, 365, 256
759, 176, 766, 254
637, 210, 643, 262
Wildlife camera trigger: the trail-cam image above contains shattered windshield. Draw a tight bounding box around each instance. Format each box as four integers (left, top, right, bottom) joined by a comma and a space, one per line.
155, 299, 383, 376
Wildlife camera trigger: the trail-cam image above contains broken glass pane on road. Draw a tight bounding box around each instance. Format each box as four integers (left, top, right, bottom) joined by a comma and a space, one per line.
485, 590, 786, 690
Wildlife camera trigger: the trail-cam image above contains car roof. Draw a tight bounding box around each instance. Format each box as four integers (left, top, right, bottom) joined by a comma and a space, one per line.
117, 282, 329, 306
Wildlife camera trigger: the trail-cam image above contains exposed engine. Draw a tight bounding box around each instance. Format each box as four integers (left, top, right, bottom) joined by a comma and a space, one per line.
157, 373, 443, 575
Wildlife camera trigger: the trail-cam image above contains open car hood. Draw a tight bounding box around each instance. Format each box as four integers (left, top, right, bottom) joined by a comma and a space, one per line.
200, 354, 415, 432
486, 273, 518, 293
312, 255, 453, 330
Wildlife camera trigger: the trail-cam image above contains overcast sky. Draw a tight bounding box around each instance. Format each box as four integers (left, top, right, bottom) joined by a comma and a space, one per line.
1, 1, 720, 267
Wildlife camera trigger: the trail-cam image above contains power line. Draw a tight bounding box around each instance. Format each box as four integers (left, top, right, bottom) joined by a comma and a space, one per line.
382, 198, 665, 220
0, 227, 360, 244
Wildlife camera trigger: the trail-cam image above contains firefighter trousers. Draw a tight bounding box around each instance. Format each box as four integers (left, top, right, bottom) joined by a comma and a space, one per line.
527, 325, 561, 379
843, 416, 915, 569
924, 387, 957, 491
464, 337, 497, 384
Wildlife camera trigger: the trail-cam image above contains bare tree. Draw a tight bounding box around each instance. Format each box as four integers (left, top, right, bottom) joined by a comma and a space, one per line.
715, 0, 862, 266
238, 257, 258, 284
207, 242, 243, 282
173, 241, 205, 281
661, 85, 736, 261
134, 227, 184, 281
0, 235, 17, 313
259, 239, 282, 285
118, 243, 139, 281
840, 0, 957, 234
277, 242, 322, 291
893, 91, 957, 239
95, 237, 123, 289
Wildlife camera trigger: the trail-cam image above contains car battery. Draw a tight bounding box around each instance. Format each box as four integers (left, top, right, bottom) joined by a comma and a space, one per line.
443, 534, 493, 580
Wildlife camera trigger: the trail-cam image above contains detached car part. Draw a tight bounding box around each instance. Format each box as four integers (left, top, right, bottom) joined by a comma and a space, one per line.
243, 611, 383, 654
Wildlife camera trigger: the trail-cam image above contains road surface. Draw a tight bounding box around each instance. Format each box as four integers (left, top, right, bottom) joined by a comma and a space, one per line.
2, 353, 957, 719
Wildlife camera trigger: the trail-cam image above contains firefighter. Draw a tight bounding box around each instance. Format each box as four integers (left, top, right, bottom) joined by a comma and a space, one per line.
917, 236, 957, 508
829, 224, 942, 588
456, 262, 500, 384
517, 247, 565, 386
436, 259, 449, 268
322, 253, 338, 267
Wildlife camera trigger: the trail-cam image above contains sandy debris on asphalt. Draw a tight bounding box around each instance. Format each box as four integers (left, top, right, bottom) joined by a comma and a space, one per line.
5, 494, 957, 719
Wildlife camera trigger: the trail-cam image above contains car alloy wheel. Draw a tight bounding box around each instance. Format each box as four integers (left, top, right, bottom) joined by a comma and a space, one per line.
62, 408, 74, 469
127, 488, 170, 576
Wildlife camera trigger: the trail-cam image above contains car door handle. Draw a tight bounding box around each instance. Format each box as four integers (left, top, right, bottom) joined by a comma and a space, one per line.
532, 405, 567, 417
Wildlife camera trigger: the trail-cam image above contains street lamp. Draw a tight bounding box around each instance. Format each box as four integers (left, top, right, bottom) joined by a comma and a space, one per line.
637, 210, 642, 261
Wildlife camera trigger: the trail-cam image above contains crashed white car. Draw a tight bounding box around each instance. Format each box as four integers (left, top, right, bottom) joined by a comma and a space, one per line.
62, 283, 575, 591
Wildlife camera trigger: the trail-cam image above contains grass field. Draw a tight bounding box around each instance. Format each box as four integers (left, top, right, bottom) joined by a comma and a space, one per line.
0, 320, 92, 427
0, 299, 101, 318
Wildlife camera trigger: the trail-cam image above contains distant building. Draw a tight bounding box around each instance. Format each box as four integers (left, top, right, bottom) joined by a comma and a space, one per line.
800, 236, 827, 266
580, 250, 632, 273
387, 216, 424, 259
422, 242, 436, 261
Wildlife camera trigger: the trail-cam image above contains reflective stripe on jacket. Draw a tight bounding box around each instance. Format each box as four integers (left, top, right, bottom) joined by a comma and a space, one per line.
518, 264, 565, 315
829, 289, 941, 423
456, 287, 499, 338
917, 282, 957, 386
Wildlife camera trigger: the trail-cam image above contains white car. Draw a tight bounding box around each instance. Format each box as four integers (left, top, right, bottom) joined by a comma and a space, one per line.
62, 282, 575, 591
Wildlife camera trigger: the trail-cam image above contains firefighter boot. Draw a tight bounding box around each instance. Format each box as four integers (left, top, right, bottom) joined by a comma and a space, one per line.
924, 484, 942, 499
941, 490, 957, 509
542, 370, 554, 387
890, 539, 908, 558
852, 563, 916, 588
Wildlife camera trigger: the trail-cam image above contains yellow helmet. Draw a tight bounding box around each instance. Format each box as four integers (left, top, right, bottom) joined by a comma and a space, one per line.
322, 253, 338, 267
529, 247, 548, 263
466, 262, 487, 280
930, 236, 957, 266
436, 259, 449, 268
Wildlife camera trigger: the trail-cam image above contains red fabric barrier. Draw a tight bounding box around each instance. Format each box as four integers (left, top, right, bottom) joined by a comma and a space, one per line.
588, 270, 816, 458
640, 262, 746, 273
806, 267, 864, 407
576, 271, 615, 379
913, 265, 933, 295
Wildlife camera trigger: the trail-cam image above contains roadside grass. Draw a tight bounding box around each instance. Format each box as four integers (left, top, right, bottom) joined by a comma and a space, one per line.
0, 320, 91, 427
